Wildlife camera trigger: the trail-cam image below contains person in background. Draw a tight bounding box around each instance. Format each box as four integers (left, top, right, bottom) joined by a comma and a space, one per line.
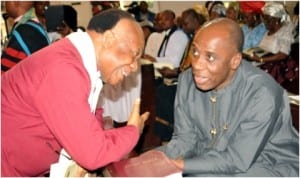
208, 2, 226, 20
44, 5, 78, 43
205, 1, 223, 18
34, 1, 49, 28
129, 1, 155, 23
139, 20, 154, 43
1, 9, 149, 177
239, 1, 267, 51
90, 1, 120, 16
193, 4, 209, 22
153, 8, 206, 143
1, 1, 50, 73
156, 18, 299, 177
153, 12, 164, 33
225, 2, 240, 23
143, 12, 164, 58
245, 2, 297, 86
143, 10, 189, 70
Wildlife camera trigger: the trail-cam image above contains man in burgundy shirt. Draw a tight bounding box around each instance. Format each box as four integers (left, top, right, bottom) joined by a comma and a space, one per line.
1, 9, 149, 176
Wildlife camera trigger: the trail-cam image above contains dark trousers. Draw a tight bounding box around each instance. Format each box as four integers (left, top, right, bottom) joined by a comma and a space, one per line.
154, 79, 177, 141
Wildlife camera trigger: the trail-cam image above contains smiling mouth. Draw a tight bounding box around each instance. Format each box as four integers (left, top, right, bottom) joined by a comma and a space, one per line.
122, 68, 128, 77
194, 75, 209, 85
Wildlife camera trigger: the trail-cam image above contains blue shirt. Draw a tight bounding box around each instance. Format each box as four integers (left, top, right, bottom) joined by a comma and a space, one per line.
242, 22, 267, 50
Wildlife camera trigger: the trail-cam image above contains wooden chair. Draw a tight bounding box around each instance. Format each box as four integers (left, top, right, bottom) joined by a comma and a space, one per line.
134, 64, 161, 153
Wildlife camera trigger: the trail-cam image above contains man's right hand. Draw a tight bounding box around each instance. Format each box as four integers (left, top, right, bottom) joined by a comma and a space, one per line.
127, 98, 150, 134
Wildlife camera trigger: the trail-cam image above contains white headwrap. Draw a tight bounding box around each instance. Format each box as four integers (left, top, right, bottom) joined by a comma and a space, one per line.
262, 2, 290, 23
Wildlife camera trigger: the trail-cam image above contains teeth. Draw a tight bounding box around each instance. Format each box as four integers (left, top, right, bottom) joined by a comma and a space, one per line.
122, 69, 128, 77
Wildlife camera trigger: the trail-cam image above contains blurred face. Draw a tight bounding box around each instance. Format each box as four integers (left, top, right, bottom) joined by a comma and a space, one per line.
153, 13, 164, 32
97, 19, 144, 85
181, 13, 197, 35
242, 12, 255, 27
56, 22, 72, 37
5, 1, 18, 18
209, 11, 220, 20
34, 1, 49, 16
226, 7, 237, 21
139, 2, 148, 13
190, 25, 240, 91
263, 14, 280, 31
159, 13, 174, 30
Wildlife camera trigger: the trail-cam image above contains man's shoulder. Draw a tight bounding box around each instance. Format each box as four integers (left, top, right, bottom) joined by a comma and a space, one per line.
178, 68, 193, 83
240, 61, 283, 94
170, 28, 189, 41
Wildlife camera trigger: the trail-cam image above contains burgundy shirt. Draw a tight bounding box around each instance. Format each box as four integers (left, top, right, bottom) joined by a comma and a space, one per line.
1, 37, 139, 176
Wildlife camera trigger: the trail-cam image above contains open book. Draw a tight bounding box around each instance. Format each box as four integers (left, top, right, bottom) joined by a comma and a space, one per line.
243, 47, 271, 58
103, 150, 182, 177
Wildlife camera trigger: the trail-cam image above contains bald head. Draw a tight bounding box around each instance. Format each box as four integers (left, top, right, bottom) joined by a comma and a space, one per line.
199, 18, 244, 52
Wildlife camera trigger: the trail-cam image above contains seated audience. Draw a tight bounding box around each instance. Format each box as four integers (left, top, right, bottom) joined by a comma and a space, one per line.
239, 1, 267, 51
208, 2, 226, 20
34, 1, 49, 28
90, 1, 119, 16
205, 1, 224, 19
154, 9, 206, 142
132, 1, 156, 23
143, 12, 164, 57
156, 18, 299, 177
225, 2, 240, 22
44, 5, 78, 42
244, 2, 298, 86
143, 10, 189, 70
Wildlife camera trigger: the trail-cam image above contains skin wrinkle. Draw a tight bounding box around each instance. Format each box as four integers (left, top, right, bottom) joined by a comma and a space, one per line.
91, 18, 144, 86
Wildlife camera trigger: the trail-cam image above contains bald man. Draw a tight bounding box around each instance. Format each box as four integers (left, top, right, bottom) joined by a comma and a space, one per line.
156, 18, 299, 176
1, 1, 50, 73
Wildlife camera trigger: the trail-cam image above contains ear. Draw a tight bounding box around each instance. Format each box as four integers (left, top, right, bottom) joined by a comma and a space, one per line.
230, 52, 242, 70
102, 30, 115, 48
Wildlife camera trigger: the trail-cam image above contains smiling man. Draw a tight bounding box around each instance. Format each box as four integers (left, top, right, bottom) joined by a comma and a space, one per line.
156, 18, 299, 176
1, 9, 149, 177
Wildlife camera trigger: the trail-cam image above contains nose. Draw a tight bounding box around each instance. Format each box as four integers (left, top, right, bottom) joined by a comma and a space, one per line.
192, 55, 206, 71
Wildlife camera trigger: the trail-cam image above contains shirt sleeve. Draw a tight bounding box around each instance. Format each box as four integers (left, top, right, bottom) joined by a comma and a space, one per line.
156, 30, 189, 68
156, 72, 199, 158
32, 62, 139, 170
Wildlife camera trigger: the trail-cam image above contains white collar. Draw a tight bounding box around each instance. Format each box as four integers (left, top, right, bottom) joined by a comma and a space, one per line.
67, 32, 102, 113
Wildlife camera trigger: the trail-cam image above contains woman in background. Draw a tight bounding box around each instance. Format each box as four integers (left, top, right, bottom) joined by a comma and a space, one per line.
246, 2, 298, 91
